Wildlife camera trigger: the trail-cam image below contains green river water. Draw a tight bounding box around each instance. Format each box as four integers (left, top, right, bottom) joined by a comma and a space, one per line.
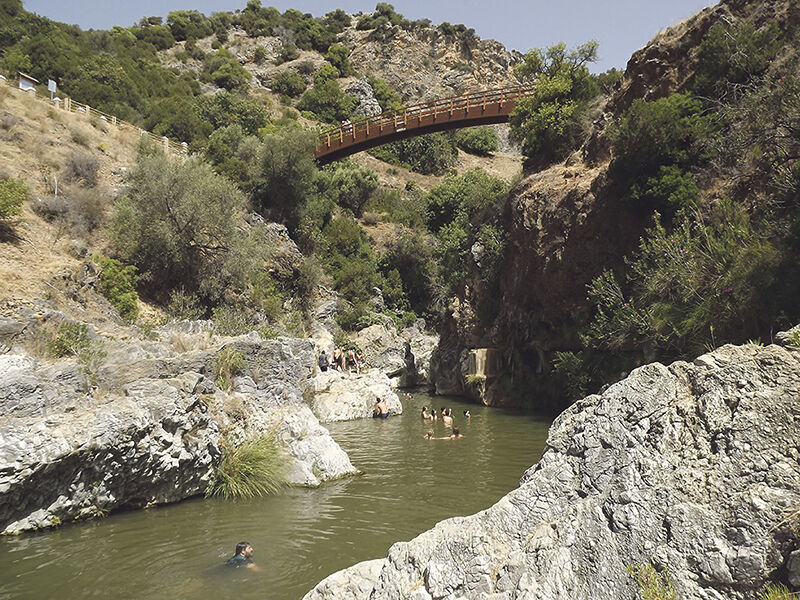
0, 392, 551, 600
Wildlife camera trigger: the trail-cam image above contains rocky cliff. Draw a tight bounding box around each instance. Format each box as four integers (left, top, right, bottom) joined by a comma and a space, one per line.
430, 0, 800, 408
306, 336, 800, 599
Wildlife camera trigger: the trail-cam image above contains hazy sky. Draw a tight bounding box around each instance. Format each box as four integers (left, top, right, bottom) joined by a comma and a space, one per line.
21, 0, 716, 72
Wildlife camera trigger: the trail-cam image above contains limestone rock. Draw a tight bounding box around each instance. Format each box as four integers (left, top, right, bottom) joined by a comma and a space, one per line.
354, 321, 413, 383
304, 342, 800, 599
305, 369, 402, 423
346, 78, 382, 117
400, 320, 438, 386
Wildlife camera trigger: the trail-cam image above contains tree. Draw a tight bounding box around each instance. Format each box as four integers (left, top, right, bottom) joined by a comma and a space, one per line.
316, 160, 379, 217
111, 147, 252, 303
296, 76, 357, 123
455, 126, 499, 156
251, 128, 318, 231
270, 69, 306, 97
509, 41, 600, 164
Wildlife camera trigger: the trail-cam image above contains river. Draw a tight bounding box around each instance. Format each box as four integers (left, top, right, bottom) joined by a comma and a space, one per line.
0, 392, 550, 600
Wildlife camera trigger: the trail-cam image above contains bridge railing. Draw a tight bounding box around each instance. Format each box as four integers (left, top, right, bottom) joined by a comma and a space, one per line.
316, 84, 537, 153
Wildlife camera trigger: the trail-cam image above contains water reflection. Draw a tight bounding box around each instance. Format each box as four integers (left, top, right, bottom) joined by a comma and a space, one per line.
0, 392, 550, 600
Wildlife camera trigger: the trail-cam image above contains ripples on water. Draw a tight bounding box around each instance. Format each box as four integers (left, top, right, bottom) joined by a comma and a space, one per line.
0, 392, 550, 600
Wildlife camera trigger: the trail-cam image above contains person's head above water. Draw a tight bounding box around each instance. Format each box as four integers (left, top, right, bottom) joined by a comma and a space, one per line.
235, 541, 253, 557
451, 428, 461, 437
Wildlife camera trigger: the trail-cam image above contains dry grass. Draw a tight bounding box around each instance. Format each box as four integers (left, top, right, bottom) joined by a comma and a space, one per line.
169, 331, 213, 353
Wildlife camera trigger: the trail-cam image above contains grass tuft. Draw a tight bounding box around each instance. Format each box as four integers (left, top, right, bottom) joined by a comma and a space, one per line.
206, 433, 288, 500
627, 563, 676, 600
214, 346, 246, 391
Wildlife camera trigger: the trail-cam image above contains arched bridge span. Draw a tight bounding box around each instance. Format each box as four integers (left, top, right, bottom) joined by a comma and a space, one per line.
315, 84, 536, 164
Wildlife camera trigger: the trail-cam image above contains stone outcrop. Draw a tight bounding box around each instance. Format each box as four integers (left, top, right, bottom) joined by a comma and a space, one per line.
0, 331, 357, 535
346, 78, 383, 117
400, 320, 438, 386
354, 320, 414, 385
305, 341, 800, 599
304, 369, 402, 423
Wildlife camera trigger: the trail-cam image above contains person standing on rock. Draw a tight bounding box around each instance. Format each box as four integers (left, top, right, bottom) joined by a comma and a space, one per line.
332, 347, 342, 371
318, 350, 329, 372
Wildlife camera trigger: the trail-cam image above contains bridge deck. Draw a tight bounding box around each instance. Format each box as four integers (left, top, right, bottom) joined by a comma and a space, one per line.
315, 84, 536, 163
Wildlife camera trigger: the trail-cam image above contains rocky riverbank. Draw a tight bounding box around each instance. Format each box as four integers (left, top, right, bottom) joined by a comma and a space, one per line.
0, 307, 438, 535
305, 335, 800, 599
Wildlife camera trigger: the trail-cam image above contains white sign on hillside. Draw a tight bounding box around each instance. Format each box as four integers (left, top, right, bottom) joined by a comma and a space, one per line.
47, 79, 56, 99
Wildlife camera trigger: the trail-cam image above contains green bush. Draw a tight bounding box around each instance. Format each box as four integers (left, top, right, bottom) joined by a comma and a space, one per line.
368, 133, 457, 175
270, 69, 306, 97
202, 49, 251, 91
608, 93, 710, 202
584, 201, 781, 357
296, 75, 357, 123
214, 346, 246, 390
250, 272, 285, 321
335, 303, 382, 331
552, 351, 590, 402
455, 126, 499, 155
47, 322, 91, 357
0, 176, 26, 220
758, 583, 800, 600
316, 160, 379, 217
167, 288, 204, 320
252, 46, 267, 63
96, 256, 139, 323
212, 304, 253, 336
366, 76, 403, 112
626, 564, 676, 600
379, 229, 440, 313
325, 43, 352, 76
627, 165, 699, 217
425, 169, 509, 233
693, 21, 781, 98
206, 433, 287, 499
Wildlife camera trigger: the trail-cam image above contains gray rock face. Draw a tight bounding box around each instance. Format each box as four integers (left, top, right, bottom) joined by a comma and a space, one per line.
400, 320, 438, 386
0, 334, 357, 534
305, 369, 402, 422
304, 342, 800, 600
354, 321, 413, 384
346, 78, 383, 117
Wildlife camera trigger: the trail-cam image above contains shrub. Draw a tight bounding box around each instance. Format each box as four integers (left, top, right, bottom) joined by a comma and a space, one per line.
368, 132, 457, 175
250, 272, 285, 321
627, 165, 699, 217
296, 76, 357, 123
214, 346, 246, 390
455, 126, 499, 156
206, 433, 287, 499
425, 169, 508, 233
96, 256, 139, 323
335, 303, 382, 331
167, 288, 204, 320
552, 351, 590, 402
366, 76, 402, 112
47, 322, 91, 357
63, 151, 99, 186
252, 46, 268, 63
584, 201, 782, 357
274, 43, 300, 65
608, 93, 710, 200
270, 69, 306, 97
212, 304, 252, 336
0, 176, 26, 220
325, 43, 352, 76
316, 160, 379, 217
692, 21, 781, 98
626, 564, 676, 600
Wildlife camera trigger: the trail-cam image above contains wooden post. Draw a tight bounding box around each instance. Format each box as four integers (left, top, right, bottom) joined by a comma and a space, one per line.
449, 98, 453, 116
366, 119, 370, 136
393, 113, 397, 129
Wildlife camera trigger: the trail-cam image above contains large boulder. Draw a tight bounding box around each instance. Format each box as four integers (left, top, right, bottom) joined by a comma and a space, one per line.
354, 321, 413, 385
346, 78, 383, 117
304, 341, 800, 599
305, 369, 402, 422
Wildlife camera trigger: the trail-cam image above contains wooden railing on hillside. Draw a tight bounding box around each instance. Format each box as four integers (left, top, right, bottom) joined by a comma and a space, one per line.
0, 75, 188, 155
315, 84, 536, 162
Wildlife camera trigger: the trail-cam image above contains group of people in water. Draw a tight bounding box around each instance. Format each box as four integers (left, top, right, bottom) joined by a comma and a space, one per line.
318, 347, 364, 375
421, 405, 469, 439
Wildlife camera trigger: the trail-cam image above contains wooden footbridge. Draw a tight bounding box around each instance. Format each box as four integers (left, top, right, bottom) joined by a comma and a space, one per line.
315, 84, 536, 163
